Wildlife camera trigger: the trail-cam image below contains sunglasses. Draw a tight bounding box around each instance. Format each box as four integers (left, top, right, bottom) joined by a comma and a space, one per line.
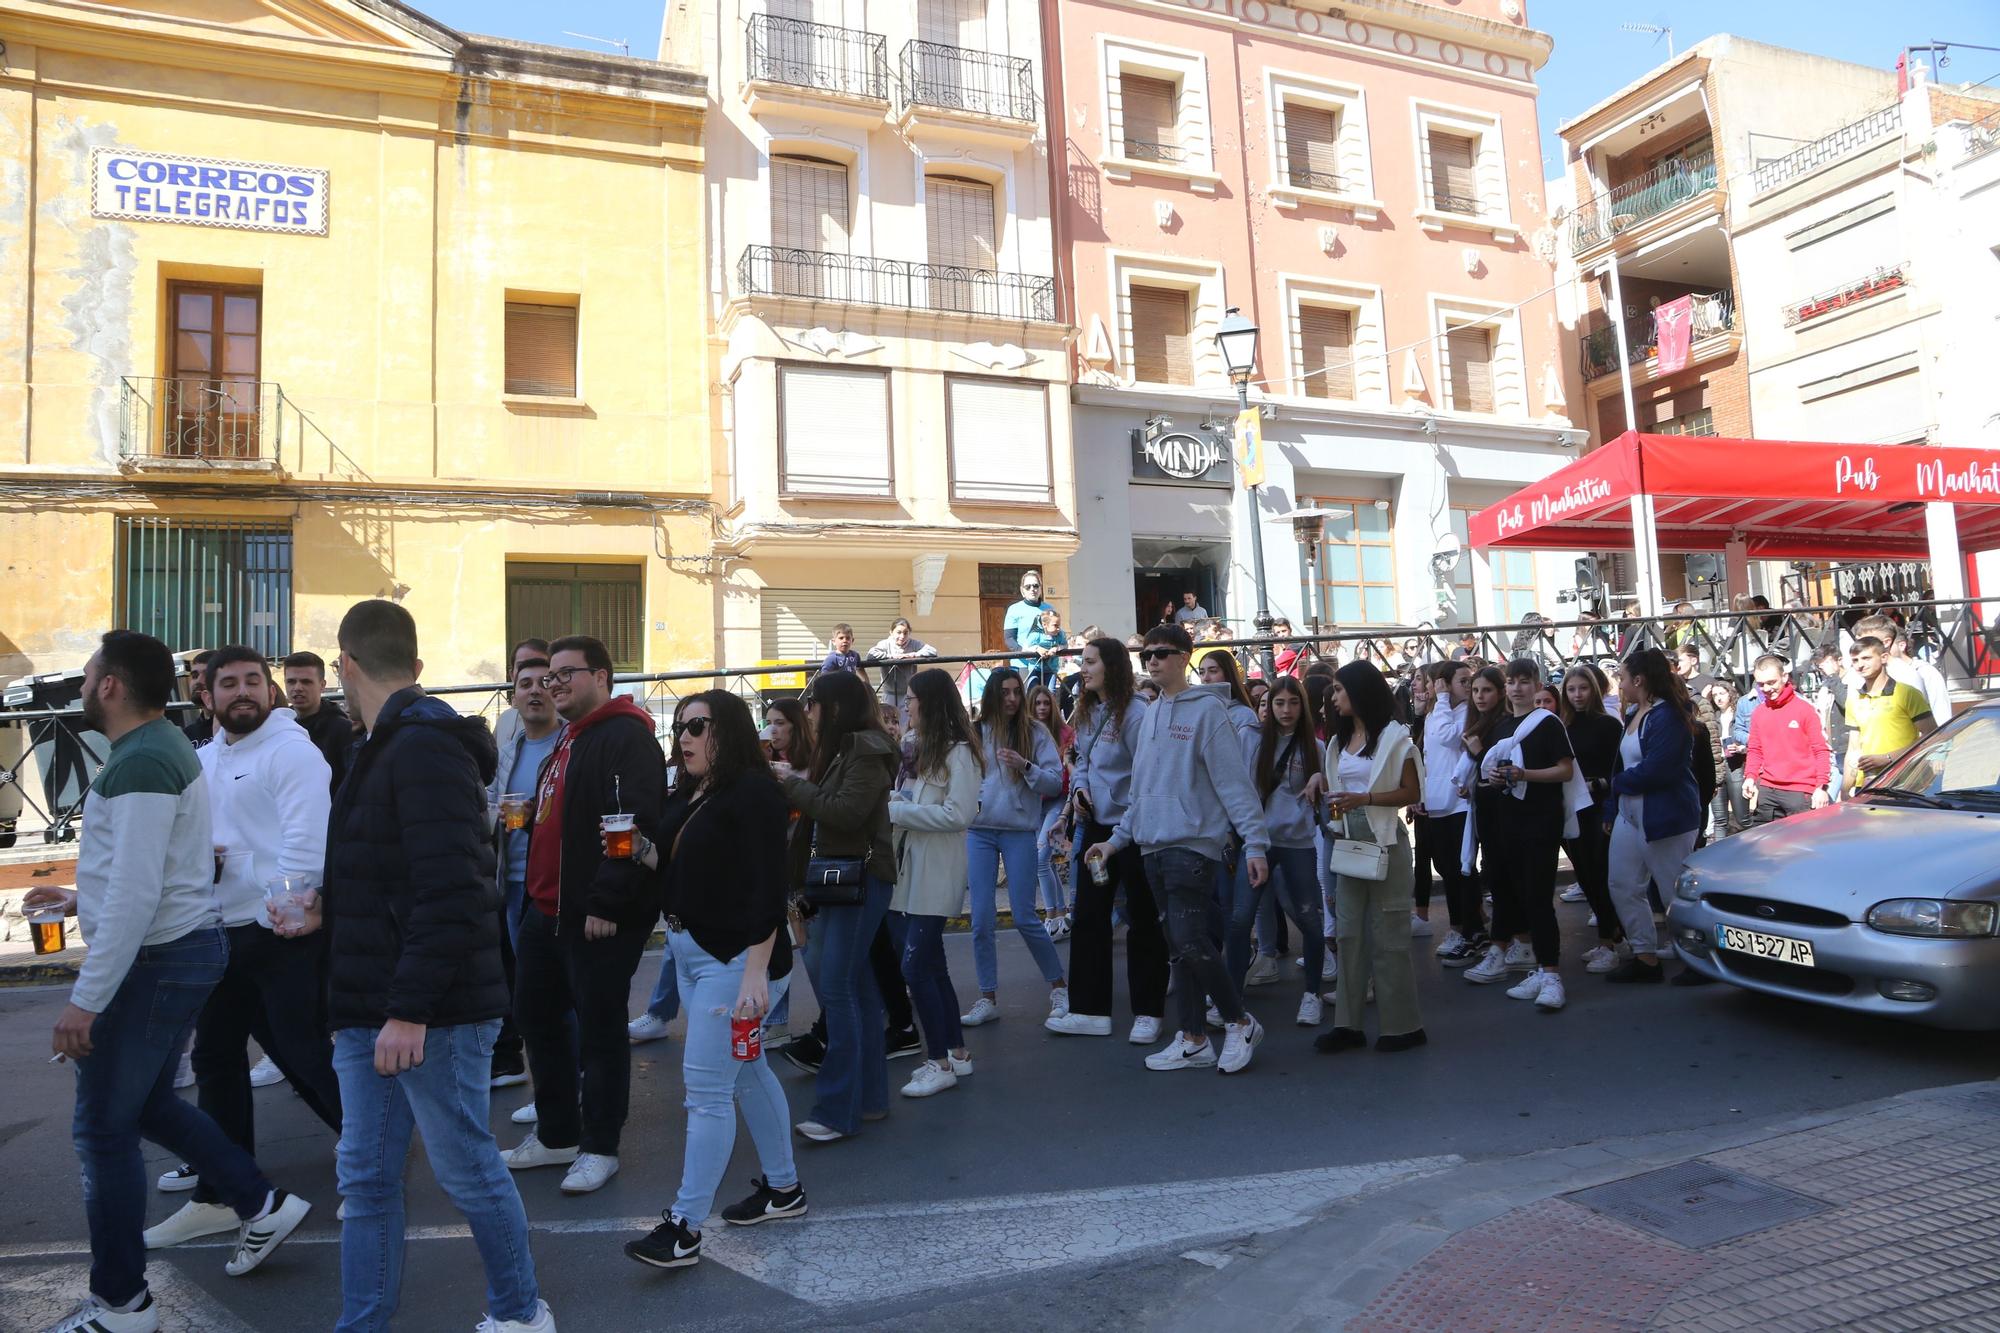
1138, 647, 1185, 664
672, 717, 712, 740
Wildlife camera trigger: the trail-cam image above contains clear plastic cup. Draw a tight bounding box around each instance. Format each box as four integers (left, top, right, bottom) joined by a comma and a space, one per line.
500, 793, 532, 832
602, 812, 636, 859
263, 876, 307, 931
28, 909, 66, 955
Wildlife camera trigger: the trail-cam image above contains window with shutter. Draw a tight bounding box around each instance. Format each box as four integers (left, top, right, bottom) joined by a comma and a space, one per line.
505, 562, 644, 672
1428, 130, 1479, 216
1128, 284, 1192, 386
1446, 324, 1495, 414
504, 302, 578, 397
926, 176, 997, 313
1304, 497, 1397, 626
948, 377, 1051, 503
771, 155, 850, 254
1119, 73, 1180, 162
1283, 103, 1341, 192
1296, 305, 1354, 400
761, 588, 904, 663
779, 364, 892, 495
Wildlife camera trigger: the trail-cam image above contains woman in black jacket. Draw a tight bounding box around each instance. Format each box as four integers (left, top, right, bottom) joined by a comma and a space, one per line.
623, 691, 806, 1270
773, 671, 898, 1144
1557, 666, 1624, 973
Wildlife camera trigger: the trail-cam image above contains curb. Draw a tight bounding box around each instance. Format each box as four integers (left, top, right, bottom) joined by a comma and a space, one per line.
0, 955, 81, 987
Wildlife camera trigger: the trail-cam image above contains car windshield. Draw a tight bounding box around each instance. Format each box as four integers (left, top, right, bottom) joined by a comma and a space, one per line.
1870, 709, 2000, 805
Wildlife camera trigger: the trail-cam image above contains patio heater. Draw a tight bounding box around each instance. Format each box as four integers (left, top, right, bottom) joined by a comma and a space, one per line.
1276, 506, 1346, 642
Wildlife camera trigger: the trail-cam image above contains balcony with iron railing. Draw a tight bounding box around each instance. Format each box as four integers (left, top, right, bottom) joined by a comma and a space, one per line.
737, 245, 1056, 322
896, 41, 1037, 129
743, 13, 889, 119
1963, 106, 2000, 164
119, 377, 287, 469
1753, 102, 1902, 194
1580, 291, 1736, 381
1569, 148, 1720, 255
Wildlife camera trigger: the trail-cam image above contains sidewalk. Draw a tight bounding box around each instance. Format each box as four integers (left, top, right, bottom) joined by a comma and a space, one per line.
1160, 1079, 2000, 1332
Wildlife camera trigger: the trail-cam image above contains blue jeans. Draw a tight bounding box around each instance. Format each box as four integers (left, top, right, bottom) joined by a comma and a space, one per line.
645, 927, 681, 1022
894, 911, 964, 1059
1035, 803, 1069, 915
967, 827, 1067, 995
502, 877, 526, 954
1225, 845, 1325, 993
72, 926, 273, 1307
668, 929, 796, 1226
1146, 847, 1244, 1036
805, 875, 891, 1134
333, 1022, 539, 1332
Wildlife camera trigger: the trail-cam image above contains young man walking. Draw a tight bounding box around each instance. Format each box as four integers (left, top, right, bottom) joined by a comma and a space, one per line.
1742, 654, 1831, 825
489, 655, 559, 1080
503, 635, 665, 1195
31, 631, 312, 1333
284, 599, 551, 1333
146, 646, 343, 1252
282, 650, 352, 793
1084, 623, 1269, 1075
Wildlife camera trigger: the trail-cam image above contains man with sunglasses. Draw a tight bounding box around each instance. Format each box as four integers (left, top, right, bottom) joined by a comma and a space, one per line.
1003, 570, 1052, 673
488, 656, 560, 1088
504, 636, 664, 1196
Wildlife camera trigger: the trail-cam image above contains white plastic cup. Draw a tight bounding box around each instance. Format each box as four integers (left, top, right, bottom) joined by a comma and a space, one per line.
263, 876, 307, 931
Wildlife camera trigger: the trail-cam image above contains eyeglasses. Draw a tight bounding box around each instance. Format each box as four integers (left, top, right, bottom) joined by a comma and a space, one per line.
539, 665, 592, 689
672, 717, 712, 739
1138, 647, 1185, 664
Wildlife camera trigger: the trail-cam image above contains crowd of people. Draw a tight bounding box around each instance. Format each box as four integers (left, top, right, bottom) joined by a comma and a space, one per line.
28, 578, 1946, 1333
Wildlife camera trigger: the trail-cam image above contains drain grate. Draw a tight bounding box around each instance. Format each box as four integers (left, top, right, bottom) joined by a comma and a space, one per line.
1567, 1161, 1831, 1249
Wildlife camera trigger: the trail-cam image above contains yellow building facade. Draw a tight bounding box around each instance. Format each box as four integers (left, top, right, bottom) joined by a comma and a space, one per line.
0, 0, 711, 687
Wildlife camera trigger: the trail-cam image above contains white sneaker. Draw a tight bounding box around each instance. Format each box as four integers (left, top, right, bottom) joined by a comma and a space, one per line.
901, 1060, 958, 1098
946, 1052, 974, 1077
1587, 912, 1599, 927
1296, 992, 1324, 1026
627, 1013, 672, 1044
47, 1295, 160, 1333
337, 1201, 348, 1221
1535, 973, 1568, 1011
1128, 1016, 1162, 1045
144, 1200, 239, 1248
477, 1298, 557, 1333
1047, 986, 1071, 1019
1218, 1016, 1263, 1074
174, 1053, 195, 1089
248, 1056, 285, 1089
560, 1153, 618, 1194
1244, 954, 1280, 986
1465, 944, 1510, 984
1321, 951, 1339, 981
225, 1190, 311, 1276
1204, 1001, 1223, 1030
1582, 944, 1616, 973
1409, 913, 1434, 938
502, 1132, 579, 1171
1502, 940, 1536, 970
1506, 971, 1547, 1001
157, 1163, 198, 1193
960, 997, 1000, 1027
511, 1102, 539, 1125
1144, 1034, 1217, 1071
1560, 885, 1587, 903
1046, 916, 1072, 941
1045, 1012, 1112, 1036
1434, 929, 1465, 958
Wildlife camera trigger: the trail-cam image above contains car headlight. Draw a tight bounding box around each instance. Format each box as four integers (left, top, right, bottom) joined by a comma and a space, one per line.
1865, 899, 2000, 938
1674, 868, 1702, 903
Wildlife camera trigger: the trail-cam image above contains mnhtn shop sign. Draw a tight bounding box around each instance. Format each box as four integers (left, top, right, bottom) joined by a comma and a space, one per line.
91, 150, 329, 236
1131, 427, 1230, 486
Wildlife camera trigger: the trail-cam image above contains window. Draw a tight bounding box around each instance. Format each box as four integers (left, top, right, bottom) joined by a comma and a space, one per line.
1118, 73, 1181, 163
979, 563, 1038, 654
503, 301, 578, 398
771, 155, 850, 253
1444, 323, 1495, 414
506, 562, 644, 673
761, 588, 903, 662
1127, 284, 1192, 385
120, 518, 292, 656
1449, 508, 1477, 621
167, 282, 262, 459
1427, 129, 1479, 217
1295, 304, 1355, 400
1307, 499, 1396, 625
1491, 550, 1537, 623
1655, 407, 1716, 437
918, 0, 982, 47
1282, 103, 1341, 192
779, 364, 892, 495
948, 377, 1050, 503
926, 175, 997, 313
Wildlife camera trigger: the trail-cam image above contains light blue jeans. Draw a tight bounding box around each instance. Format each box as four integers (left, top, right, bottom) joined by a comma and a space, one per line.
1035, 803, 1070, 915
967, 827, 1068, 995
332, 1021, 539, 1332
644, 926, 680, 1023
667, 929, 797, 1227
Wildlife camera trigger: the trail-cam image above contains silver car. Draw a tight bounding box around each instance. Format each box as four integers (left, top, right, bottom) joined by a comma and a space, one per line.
1667, 701, 2000, 1030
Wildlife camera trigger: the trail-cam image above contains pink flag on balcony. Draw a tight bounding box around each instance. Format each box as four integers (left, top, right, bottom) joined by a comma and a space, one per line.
1654, 294, 1695, 374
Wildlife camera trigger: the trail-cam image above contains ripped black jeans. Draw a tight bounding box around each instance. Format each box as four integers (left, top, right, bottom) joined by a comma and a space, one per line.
1144, 846, 1246, 1038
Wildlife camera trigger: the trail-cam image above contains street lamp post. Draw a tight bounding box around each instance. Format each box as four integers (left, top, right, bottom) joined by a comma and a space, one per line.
1216, 306, 1276, 682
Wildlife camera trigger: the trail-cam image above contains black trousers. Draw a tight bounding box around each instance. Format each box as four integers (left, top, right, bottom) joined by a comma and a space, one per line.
1424, 811, 1485, 937
1750, 787, 1813, 825
514, 907, 649, 1157
494, 889, 524, 1069
190, 923, 342, 1205
1562, 813, 1619, 943
1068, 817, 1168, 1020
1486, 814, 1562, 967
1411, 813, 1433, 910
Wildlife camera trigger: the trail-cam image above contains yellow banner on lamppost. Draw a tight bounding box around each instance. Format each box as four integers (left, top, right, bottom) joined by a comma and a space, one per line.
1234, 406, 1265, 488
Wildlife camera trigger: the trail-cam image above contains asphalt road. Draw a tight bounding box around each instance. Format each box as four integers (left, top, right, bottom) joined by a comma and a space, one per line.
2, 896, 1995, 1332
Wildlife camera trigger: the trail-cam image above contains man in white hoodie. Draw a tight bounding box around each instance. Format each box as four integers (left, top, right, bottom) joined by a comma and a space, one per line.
146, 645, 344, 1250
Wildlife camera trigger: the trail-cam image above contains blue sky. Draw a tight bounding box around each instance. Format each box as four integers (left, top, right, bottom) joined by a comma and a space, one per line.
420, 0, 1998, 175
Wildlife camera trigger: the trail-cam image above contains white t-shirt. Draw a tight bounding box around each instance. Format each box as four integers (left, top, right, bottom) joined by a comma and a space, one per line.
1335, 745, 1373, 792
1617, 725, 1645, 827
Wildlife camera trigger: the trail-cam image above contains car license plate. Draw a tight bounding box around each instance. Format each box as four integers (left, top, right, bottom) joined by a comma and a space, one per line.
1716, 924, 1815, 967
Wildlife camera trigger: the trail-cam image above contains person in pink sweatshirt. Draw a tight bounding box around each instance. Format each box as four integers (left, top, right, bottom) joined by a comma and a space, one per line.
1742, 654, 1832, 825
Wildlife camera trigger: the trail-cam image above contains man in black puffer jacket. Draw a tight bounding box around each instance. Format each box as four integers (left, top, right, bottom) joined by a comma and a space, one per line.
286, 599, 553, 1333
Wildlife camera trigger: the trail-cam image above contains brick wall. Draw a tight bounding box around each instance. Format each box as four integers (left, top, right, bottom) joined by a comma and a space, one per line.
1590, 349, 1750, 438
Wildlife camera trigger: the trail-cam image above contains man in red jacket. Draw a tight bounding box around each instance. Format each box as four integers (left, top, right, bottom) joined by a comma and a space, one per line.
1743, 654, 1831, 825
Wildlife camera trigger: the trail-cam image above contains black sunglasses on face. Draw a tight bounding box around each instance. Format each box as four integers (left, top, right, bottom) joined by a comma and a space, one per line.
672, 717, 712, 739
1139, 648, 1184, 664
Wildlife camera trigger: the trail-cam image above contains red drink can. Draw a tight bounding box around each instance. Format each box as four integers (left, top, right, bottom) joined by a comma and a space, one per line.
731, 1014, 761, 1062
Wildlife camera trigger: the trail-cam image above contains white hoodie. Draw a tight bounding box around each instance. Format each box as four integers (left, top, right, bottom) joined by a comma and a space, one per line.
199, 707, 332, 926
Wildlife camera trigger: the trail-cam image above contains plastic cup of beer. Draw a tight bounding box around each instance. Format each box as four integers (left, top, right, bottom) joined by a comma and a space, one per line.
263, 876, 307, 932
602, 812, 636, 859
500, 793, 531, 832
28, 908, 66, 955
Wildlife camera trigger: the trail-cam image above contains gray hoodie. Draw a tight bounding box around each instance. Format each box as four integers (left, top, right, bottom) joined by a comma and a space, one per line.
1106, 683, 1270, 862
1258, 731, 1328, 850
1073, 697, 1148, 823
972, 722, 1063, 831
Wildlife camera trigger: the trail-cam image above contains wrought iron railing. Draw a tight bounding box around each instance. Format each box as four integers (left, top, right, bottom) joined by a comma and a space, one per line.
1783, 265, 1906, 327
1967, 108, 2000, 162
744, 13, 889, 102
1754, 103, 1902, 194
119, 376, 284, 464
1580, 291, 1736, 379
1432, 192, 1485, 218
1569, 148, 1719, 254
737, 245, 1056, 321
1284, 166, 1345, 193
897, 41, 1037, 122
1122, 138, 1189, 165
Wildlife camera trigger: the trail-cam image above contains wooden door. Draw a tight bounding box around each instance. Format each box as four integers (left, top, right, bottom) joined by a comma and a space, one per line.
169, 283, 261, 458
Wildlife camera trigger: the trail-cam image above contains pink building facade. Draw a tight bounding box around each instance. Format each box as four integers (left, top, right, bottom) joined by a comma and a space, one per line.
1050, 0, 1585, 637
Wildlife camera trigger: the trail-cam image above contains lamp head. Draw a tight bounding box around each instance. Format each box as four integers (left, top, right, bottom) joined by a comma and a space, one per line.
1216, 306, 1259, 379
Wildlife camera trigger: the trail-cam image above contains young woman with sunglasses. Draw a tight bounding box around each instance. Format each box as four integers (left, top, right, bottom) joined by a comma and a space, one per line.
1233, 677, 1330, 1026
961, 667, 1070, 1027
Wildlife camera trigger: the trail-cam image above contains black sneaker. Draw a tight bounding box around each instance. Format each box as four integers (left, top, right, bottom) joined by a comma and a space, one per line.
885, 1027, 922, 1061
720, 1176, 808, 1227
625, 1212, 701, 1269
1605, 958, 1665, 984
1438, 939, 1478, 968
781, 1034, 826, 1074
489, 1050, 528, 1088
